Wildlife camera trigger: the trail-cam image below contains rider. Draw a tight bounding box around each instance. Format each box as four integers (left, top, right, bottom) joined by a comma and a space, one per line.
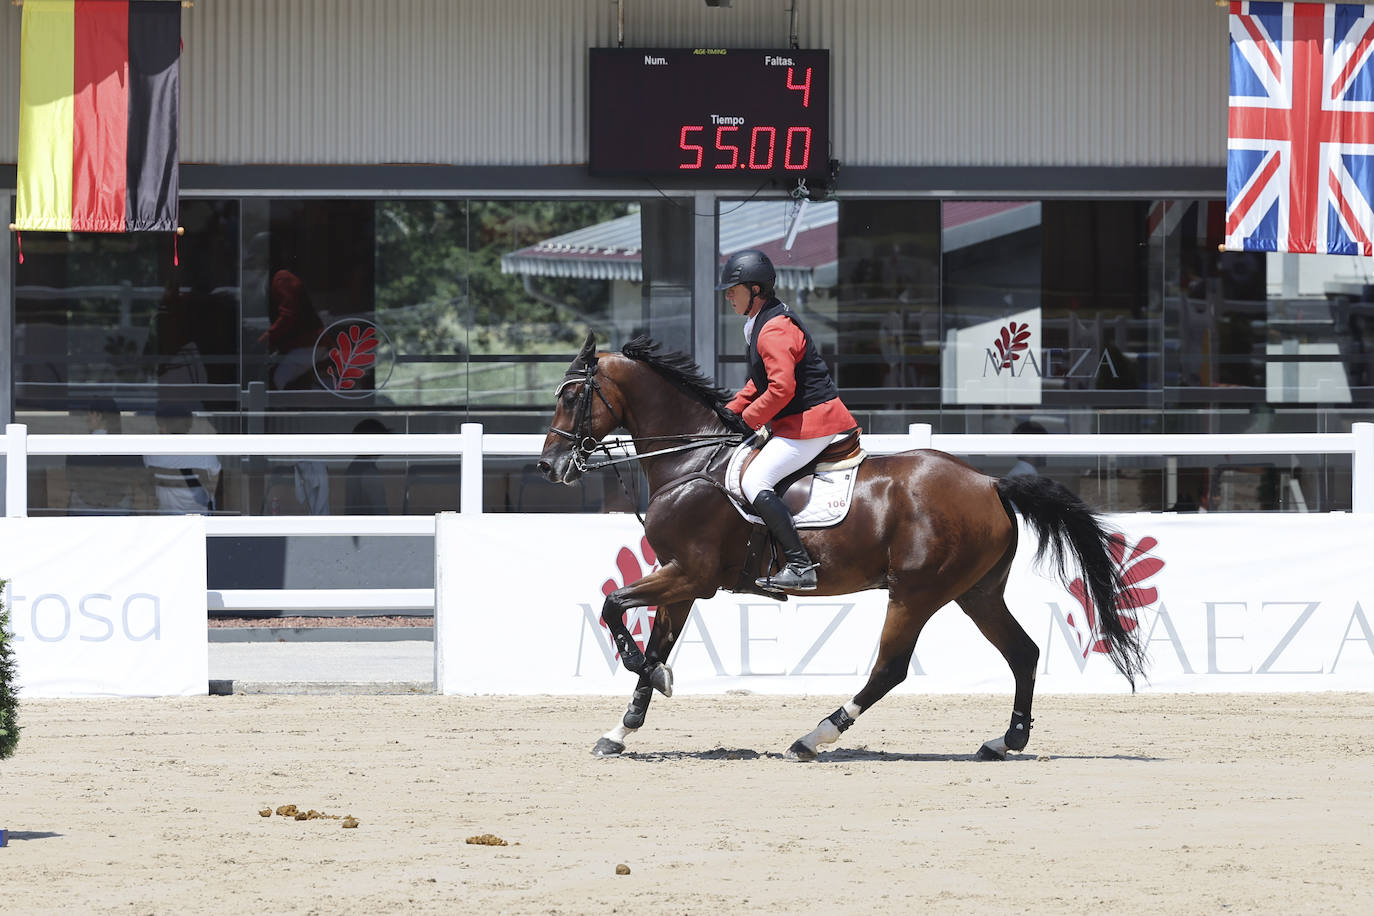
718, 249, 859, 592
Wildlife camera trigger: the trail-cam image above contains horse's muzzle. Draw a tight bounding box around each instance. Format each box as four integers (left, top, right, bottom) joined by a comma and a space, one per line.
536, 454, 582, 485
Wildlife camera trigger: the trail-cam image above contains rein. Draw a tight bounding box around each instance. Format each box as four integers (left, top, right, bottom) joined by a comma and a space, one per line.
548, 359, 744, 524
578, 434, 739, 471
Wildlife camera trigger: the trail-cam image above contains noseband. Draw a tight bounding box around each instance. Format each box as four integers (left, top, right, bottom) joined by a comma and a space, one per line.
548, 360, 625, 474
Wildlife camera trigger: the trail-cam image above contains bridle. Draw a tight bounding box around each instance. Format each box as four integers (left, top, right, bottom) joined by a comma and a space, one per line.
547, 356, 750, 526
547, 359, 626, 475
547, 359, 745, 475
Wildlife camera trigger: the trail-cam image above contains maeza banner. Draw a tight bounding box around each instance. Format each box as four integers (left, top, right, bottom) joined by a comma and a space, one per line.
437, 513, 1374, 695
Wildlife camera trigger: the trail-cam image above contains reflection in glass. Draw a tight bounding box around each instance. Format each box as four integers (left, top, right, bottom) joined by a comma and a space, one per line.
10, 193, 1374, 515
13, 198, 241, 413
835, 200, 940, 406
715, 199, 845, 393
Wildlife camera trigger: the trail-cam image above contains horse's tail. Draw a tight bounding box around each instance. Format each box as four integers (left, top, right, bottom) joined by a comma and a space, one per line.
995, 474, 1148, 690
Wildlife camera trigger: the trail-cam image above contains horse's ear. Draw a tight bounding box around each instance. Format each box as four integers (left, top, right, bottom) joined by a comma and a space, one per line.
566, 331, 598, 374
578, 331, 597, 363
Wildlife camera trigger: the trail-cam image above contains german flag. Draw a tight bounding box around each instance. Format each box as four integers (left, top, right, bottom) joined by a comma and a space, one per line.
16, 0, 180, 233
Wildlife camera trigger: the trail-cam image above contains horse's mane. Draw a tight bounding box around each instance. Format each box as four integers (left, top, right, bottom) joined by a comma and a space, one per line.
619, 336, 749, 433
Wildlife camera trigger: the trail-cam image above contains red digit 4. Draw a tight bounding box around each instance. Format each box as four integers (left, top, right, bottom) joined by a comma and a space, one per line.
786, 66, 811, 108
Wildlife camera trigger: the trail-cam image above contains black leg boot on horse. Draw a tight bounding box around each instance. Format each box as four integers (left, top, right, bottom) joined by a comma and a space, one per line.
751, 489, 818, 591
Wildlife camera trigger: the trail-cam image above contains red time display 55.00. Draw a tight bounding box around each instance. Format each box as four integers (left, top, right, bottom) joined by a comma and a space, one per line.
589, 48, 830, 178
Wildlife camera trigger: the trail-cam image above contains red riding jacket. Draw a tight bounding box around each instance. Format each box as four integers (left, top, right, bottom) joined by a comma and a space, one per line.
726, 308, 857, 439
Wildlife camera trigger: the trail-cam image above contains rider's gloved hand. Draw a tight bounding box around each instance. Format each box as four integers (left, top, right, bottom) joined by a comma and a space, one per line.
720, 408, 751, 434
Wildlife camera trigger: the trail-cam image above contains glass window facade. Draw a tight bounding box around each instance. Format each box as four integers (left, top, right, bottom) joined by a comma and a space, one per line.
10, 197, 665, 518
8, 193, 1370, 516
716, 197, 1368, 512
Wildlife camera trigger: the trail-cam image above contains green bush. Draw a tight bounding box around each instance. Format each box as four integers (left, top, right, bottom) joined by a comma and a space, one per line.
0, 579, 18, 759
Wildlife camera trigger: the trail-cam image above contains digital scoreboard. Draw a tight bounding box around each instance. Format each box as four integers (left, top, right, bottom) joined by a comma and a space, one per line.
588, 48, 830, 178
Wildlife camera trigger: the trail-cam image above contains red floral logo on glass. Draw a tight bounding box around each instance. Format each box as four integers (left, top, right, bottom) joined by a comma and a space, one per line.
993, 321, 1032, 370
1066, 534, 1160, 658
600, 536, 659, 659
312, 318, 395, 399
327, 324, 378, 391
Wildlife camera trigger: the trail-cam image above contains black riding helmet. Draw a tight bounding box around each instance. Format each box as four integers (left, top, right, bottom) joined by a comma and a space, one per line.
715, 249, 776, 298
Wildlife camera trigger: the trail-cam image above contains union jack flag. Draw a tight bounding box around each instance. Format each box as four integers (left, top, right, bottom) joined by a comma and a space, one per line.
1227, 2, 1374, 255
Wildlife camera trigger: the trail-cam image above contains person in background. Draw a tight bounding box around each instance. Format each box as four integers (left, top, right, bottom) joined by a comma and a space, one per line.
66, 399, 146, 514
259, 269, 324, 390
1005, 419, 1048, 478
145, 403, 221, 514
718, 249, 859, 592
262, 458, 331, 515
255, 268, 332, 515
344, 418, 392, 515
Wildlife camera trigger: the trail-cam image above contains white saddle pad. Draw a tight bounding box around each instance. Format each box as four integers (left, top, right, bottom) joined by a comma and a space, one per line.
724, 441, 864, 529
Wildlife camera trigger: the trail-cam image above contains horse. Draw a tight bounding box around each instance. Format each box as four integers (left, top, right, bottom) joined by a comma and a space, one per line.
537, 333, 1147, 761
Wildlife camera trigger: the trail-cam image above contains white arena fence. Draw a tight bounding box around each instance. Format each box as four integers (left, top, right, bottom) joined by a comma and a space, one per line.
6, 422, 1374, 697
4, 421, 1374, 617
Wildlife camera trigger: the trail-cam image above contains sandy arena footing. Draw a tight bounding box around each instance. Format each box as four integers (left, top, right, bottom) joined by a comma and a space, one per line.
1, 692, 1371, 914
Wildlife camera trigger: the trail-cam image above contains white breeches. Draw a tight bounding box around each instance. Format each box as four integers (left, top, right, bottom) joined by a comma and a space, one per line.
741, 433, 836, 503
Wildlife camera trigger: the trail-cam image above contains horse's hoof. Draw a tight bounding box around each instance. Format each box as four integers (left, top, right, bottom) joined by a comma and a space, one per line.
592, 737, 626, 757
649, 663, 673, 698
977, 739, 1009, 761
785, 739, 818, 762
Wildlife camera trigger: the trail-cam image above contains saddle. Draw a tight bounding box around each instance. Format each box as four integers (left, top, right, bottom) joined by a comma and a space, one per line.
728, 427, 864, 513
724, 428, 865, 598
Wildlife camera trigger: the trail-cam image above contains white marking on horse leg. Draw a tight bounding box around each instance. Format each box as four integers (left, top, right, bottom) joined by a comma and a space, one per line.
794, 700, 864, 755
979, 736, 1009, 760
602, 722, 636, 745
592, 720, 638, 756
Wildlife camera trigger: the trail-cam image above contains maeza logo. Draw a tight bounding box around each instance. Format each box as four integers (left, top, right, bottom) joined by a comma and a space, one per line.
984, 320, 1124, 380
313, 318, 395, 397
994, 321, 1031, 370
1066, 534, 1160, 659
599, 537, 660, 660
574, 537, 660, 674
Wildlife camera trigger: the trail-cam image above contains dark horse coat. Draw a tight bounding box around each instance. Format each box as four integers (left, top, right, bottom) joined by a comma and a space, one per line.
539, 334, 1148, 760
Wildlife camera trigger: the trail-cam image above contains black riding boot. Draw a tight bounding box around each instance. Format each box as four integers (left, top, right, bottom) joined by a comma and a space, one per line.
751, 489, 818, 591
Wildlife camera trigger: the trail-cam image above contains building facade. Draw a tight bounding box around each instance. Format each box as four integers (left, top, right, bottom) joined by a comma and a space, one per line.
2, 0, 1367, 527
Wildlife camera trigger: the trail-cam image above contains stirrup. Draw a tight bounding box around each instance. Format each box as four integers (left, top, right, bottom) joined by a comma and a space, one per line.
756, 562, 818, 592
741, 580, 788, 599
